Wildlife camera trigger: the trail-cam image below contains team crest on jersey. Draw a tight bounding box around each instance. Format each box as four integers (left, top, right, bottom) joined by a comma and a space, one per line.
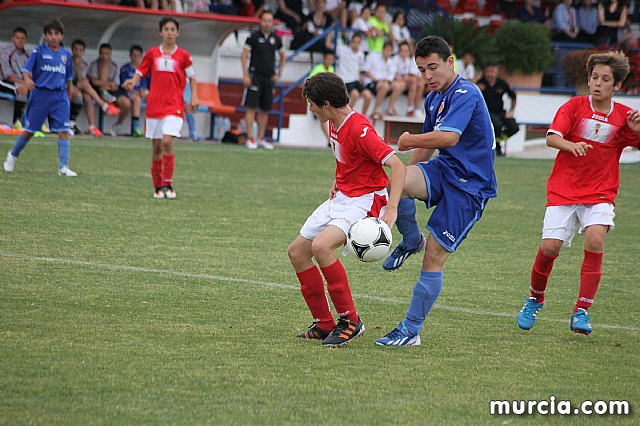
438, 100, 445, 114
269, 36, 275, 45
580, 118, 614, 144
61, 55, 67, 64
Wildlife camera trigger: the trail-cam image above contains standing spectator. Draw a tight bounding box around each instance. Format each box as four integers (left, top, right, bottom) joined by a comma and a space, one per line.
0, 28, 29, 129
577, 0, 600, 43
4, 20, 77, 177
88, 43, 131, 137
391, 10, 413, 53
368, 4, 393, 58
518, 0, 548, 24
598, 0, 627, 46
477, 63, 519, 156
275, 0, 304, 33
455, 50, 478, 83
335, 32, 372, 115
118, 45, 148, 137
376, 36, 496, 346
288, 72, 406, 347
241, 10, 286, 150
552, 0, 580, 41
69, 39, 120, 138
362, 41, 395, 119
387, 41, 419, 116
123, 17, 198, 199
516, 52, 640, 335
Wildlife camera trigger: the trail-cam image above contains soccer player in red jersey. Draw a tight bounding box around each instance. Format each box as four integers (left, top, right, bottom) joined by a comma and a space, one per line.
123, 17, 198, 199
517, 52, 640, 335
287, 72, 406, 347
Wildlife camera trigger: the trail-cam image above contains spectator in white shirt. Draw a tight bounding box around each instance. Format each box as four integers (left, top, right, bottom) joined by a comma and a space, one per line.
391, 10, 413, 53
455, 50, 477, 83
336, 32, 372, 114
387, 41, 419, 116
351, 5, 373, 55
362, 41, 395, 119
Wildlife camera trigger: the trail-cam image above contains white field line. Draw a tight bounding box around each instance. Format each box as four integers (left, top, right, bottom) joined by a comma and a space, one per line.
1, 252, 637, 333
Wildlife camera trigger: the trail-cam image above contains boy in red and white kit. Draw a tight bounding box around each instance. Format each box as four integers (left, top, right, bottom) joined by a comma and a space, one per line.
287, 72, 406, 347
123, 17, 198, 199
517, 52, 640, 335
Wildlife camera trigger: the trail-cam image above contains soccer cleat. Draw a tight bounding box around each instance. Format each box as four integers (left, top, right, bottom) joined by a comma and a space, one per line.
110, 124, 122, 137
298, 321, 331, 340
382, 233, 426, 271
100, 90, 117, 103
163, 185, 176, 199
153, 188, 166, 199
58, 165, 77, 177
322, 317, 365, 348
375, 322, 421, 346
33, 131, 45, 138
570, 308, 592, 335
103, 103, 120, 116
517, 297, 544, 330
4, 151, 17, 172
133, 128, 144, 137
258, 138, 275, 150
41, 122, 50, 133
189, 133, 201, 142
245, 138, 258, 150
88, 127, 104, 138
13, 119, 23, 130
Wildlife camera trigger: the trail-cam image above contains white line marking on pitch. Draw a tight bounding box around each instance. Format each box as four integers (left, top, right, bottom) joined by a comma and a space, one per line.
1, 252, 637, 333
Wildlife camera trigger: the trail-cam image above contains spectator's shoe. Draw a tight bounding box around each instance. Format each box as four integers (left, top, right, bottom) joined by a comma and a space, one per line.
375, 322, 421, 347
245, 138, 258, 150
40, 122, 50, 133
153, 188, 166, 199
298, 321, 331, 340
58, 165, 77, 177
517, 297, 544, 330
189, 133, 201, 142
163, 185, 177, 199
133, 129, 144, 138
110, 124, 122, 137
322, 317, 365, 348
407, 109, 415, 118
570, 308, 592, 335
100, 90, 117, 103
103, 103, 121, 116
13, 119, 22, 130
382, 234, 426, 271
4, 152, 17, 172
69, 122, 81, 137
88, 127, 104, 138
258, 138, 274, 150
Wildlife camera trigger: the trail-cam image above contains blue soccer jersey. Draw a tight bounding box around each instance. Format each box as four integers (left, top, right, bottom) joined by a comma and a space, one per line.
423, 75, 497, 198
22, 43, 72, 90
119, 62, 148, 91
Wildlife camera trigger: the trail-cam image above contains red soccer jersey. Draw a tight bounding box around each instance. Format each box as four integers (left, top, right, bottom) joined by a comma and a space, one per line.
329, 111, 395, 197
136, 45, 195, 119
546, 96, 640, 206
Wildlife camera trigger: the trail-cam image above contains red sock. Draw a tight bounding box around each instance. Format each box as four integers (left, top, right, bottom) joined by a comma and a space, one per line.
530, 247, 557, 303
575, 250, 603, 312
321, 260, 358, 323
296, 266, 335, 331
162, 154, 174, 186
151, 159, 163, 188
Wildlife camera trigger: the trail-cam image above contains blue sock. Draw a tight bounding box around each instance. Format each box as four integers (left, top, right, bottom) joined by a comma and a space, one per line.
132, 117, 140, 132
403, 271, 443, 335
396, 198, 421, 247
186, 113, 196, 137
57, 139, 70, 169
10, 133, 30, 157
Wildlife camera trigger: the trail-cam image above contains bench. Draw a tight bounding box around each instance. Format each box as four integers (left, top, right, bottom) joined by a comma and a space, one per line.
379, 115, 424, 145
197, 82, 236, 140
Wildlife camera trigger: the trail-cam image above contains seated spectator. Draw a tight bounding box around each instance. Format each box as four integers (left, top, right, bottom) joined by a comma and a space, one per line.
0, 27, 30, 129
336, 32, 372, 115
88, 43, 131, 137
552, 0, 580, 41
275, 0, 304, 33
118, 45, 148, 137
290, 0, 334, 52
456, 50, 478, 83
309, 49, 336, 144
368, 4, 393, 58
69, 39, 120, 138
351, 5, 373, 55
598, 0, 627, 47
387, 41, 419, 116
577, 0, 600, 43
362, 41, 395, 119
391, 10, 413, 53
518, 0, 548, 24
476, 63, 519, 156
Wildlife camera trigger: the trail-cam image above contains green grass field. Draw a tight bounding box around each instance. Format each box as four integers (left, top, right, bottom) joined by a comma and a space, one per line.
1, 135, 638, 425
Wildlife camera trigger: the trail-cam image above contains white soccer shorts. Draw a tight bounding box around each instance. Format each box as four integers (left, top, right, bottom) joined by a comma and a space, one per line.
145, 116, 184, 139
300, 189, 388, 240
542, 203, 615, 247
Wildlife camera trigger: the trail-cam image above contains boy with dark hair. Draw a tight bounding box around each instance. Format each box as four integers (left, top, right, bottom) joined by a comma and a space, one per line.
4, 20, 77, 176
0, 27, 30, 129
517, 51, 640, 335
288, 72, 406, 347
118, 44, 148, 137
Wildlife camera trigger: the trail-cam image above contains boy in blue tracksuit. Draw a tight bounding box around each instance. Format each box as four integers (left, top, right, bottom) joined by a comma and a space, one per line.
4, 19, 76, 176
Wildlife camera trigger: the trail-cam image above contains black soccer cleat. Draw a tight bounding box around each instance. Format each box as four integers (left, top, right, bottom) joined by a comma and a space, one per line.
298, 321, 331, 340
322, 317, 365, 347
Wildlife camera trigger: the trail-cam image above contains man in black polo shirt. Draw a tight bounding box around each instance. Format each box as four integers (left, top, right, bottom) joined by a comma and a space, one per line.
477, 63, 519, 156
241, 10, 286, 150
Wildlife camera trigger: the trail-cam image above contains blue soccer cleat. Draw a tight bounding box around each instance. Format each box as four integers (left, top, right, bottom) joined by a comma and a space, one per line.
382, 234, 426, 271
375, 322, 421, 347
570, 308, 592, 335
517, 297, 544, 330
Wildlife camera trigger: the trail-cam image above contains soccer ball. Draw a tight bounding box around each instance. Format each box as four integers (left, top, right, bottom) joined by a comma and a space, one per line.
347, 217, 393, 262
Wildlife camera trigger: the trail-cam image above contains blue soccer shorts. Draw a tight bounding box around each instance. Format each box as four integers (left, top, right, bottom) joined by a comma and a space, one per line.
23, 88, 70, 133
417, 161, 489, 252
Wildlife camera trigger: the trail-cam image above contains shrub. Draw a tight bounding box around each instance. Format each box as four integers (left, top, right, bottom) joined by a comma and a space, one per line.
494, 22, 554, 74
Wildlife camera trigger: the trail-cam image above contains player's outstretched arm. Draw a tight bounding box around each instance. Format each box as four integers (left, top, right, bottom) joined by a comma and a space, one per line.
546, 132, 592, 157
380, 154, 406, 229
398, 130, 459, 151
408, 148, 436, 165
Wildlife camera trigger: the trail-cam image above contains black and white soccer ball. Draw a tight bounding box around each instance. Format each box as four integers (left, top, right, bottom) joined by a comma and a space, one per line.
347, 217, 393, 262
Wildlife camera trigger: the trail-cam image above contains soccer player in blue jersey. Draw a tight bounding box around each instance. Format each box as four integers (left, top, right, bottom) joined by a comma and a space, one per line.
376, 36, 497, 346
4, 19, 76, 176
